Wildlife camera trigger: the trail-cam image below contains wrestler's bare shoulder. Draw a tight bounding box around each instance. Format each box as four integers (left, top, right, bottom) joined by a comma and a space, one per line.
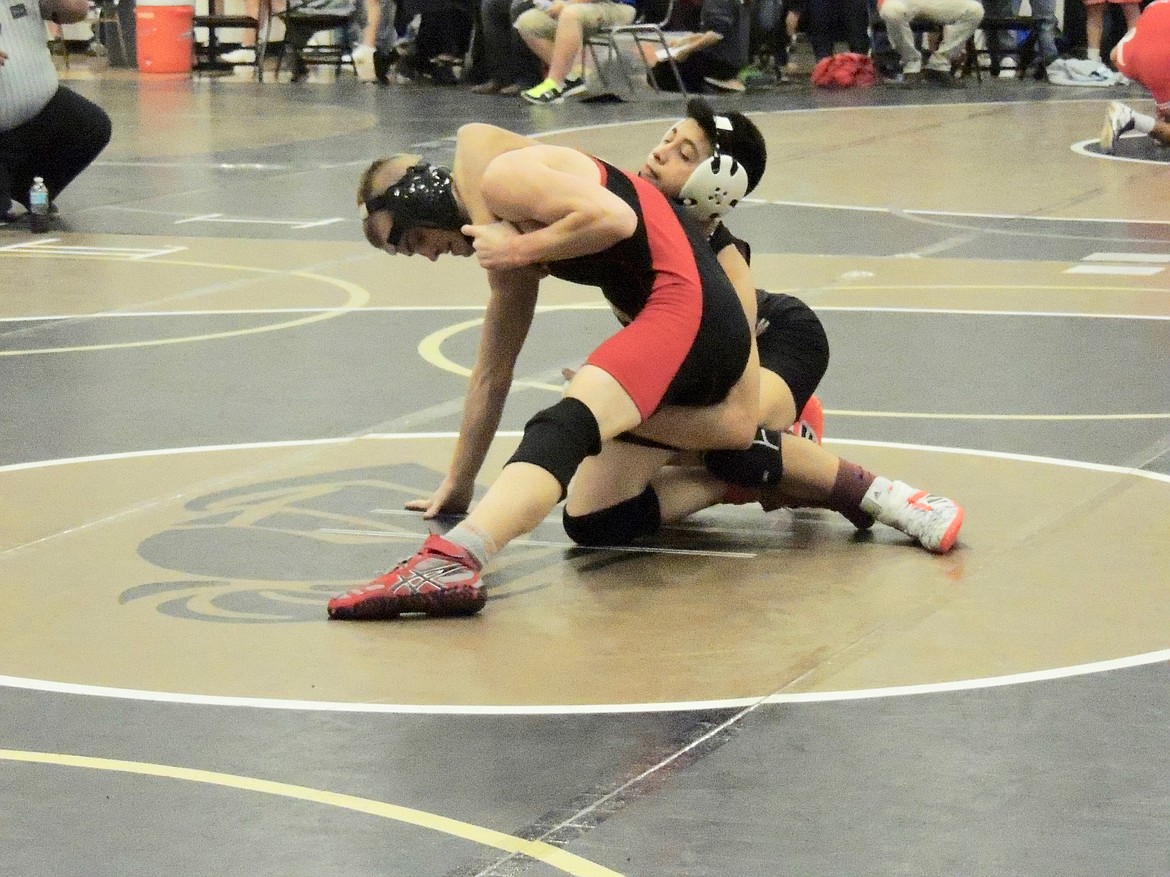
456, 125, 598, 178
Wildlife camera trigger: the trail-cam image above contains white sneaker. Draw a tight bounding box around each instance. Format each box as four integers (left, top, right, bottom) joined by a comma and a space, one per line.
219, 47, 256, 65
861, 477, 964, 553
1099, 101, 1135, 155
997, 56, 1017, 79
350, 43, 376, 82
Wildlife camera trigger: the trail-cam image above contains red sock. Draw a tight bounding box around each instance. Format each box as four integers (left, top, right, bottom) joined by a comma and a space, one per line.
825, 460, 877, 529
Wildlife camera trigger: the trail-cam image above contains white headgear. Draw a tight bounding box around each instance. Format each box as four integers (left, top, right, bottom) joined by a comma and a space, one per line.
677, 115, 750, 223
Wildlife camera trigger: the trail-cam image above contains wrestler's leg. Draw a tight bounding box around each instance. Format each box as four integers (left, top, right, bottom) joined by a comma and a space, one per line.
465, 364, 642, 549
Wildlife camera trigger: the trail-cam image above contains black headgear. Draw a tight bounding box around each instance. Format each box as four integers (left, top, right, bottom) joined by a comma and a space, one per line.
361, 161, 466, 247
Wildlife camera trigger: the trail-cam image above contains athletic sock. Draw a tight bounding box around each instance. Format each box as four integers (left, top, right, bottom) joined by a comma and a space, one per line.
825, 460, 878, 519
443, 521, 497, 570
826, 460, 877, 512
1087, 48, 1101, 62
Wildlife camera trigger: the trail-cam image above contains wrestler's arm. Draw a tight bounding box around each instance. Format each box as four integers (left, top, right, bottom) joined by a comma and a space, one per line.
408, 268, 541, 516
467, 147, 639, 269
626, 242, 762, 450
453, 123, 541, 225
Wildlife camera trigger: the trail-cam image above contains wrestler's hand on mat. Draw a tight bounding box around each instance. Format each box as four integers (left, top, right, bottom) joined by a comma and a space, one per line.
462, 220, 526, 270
404, 477, 474, 519
0, 51, 8, 68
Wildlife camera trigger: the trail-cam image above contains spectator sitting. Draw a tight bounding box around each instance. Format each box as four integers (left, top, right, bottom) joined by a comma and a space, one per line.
393, 0, 474, 84
470, 0, 543, 94
643, 0, 751, 93
514, 0, 636, 104
877, 0, 982, 87
803, 0, 869, 63
1, 0, 111, 225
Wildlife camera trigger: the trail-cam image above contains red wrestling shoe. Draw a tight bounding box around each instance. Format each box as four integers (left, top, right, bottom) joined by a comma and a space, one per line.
327, 534, 485, 620
788, 395, 824, 445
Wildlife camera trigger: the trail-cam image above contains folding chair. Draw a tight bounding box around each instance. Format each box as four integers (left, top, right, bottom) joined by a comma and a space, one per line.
271, 0, 359, 80
962, 16, 1048, 81
584, 0, 688, 98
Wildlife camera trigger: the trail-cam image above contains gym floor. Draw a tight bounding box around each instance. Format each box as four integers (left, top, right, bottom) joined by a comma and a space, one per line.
1, 58, 1168, 876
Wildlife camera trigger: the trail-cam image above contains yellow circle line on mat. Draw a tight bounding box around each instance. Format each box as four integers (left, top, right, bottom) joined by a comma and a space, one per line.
418, 314, 1170, 421
0, 260, 370, 356
0, 749, 625, 877
418, 313, 565, 393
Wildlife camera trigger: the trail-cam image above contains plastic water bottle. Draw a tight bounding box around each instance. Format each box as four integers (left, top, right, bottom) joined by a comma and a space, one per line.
29, 177, 50, 233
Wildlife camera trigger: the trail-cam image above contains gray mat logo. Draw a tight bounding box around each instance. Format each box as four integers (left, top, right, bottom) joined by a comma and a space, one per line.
122, 464, 595, 624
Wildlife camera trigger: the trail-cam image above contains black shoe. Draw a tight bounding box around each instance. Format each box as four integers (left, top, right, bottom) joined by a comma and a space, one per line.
884, 70, 922, 87
923, 68, 965, 88
373, 50, 392, 85
289, 57, 308, 82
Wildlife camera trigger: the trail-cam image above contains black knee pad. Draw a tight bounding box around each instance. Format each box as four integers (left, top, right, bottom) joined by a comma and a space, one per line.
704, 427, 783, 488
563, 486, 661, 547
507, 397, 602, 498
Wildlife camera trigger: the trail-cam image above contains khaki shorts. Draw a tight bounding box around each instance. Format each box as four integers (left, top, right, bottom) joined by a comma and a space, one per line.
514, 1, 637, 41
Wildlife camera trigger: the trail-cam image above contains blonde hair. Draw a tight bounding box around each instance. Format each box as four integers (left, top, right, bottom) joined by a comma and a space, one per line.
357, 153, 423, 249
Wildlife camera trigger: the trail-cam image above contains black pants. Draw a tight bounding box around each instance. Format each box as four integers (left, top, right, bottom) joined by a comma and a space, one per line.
803, 0, 870, 59
0, 86, 112, 210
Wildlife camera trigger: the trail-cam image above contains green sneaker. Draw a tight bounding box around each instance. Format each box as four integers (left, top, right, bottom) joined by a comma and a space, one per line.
522, 78, 565, 104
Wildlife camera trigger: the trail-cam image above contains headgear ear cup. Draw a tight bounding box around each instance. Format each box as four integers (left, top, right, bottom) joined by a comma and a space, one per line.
678, 151, 750, 223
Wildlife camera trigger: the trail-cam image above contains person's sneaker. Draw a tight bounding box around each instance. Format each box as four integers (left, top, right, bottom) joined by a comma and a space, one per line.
499, 82, 524, 95
923, 67, 965, 89
471, 79, 502, 94
219, 47, 256, 65
738, 64, 777, 90
373, 49, 396, 85
327, 534, 485, 620
861, 478, 964, 553
703, 75, 746, 93
351, 43, 377, 82
522, 78, 565, 104
562, 72, 587, 97
884, 69, 922, 87
1100, 101, 1135, 154
787, 395, 824, 445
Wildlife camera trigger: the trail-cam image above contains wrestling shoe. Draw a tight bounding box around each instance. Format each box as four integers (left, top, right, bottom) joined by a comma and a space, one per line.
1100, 102, 1135, 155
522, 78, 564, 104
861, 478, 964, 553
327, 534, 485, 620
788, 395, 824, 445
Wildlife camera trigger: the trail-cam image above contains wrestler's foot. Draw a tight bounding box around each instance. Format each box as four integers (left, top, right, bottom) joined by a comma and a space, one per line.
861, 478, 964, 553
327, 534, 485, 620
1100, 101, 1135, 154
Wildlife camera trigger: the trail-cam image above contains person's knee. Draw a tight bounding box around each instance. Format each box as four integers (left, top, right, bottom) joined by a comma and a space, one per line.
879, 2, 906, 24
704, 427, 783, 488
507, 397, 602, 499
513, 7, 549, 38
563, 486, 661, 547
958, 1, 983, 24
92, 107, 113, 152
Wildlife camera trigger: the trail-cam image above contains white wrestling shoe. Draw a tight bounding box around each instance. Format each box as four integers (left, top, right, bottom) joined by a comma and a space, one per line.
861, 477, 964, 553
1100, 101, 1135, 155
